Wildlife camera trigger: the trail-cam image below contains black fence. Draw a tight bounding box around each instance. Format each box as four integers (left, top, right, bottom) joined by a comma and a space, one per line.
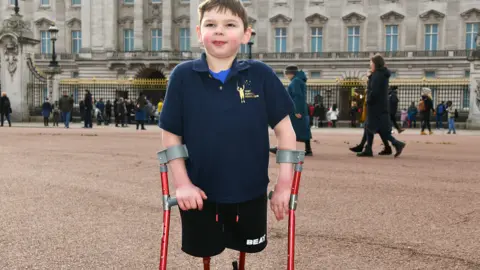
26, 78, 470, 121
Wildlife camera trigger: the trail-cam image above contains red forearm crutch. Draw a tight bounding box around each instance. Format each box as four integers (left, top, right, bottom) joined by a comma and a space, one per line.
157, 145, 189, 270
269, 149, 306, 270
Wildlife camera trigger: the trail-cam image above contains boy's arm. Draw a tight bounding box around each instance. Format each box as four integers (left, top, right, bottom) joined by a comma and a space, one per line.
161, 130, 191, 189
273, 116, 296, 186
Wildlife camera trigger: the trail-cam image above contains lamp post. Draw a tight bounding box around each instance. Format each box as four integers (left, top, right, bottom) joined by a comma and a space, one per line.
48, 24, 59, 67
44, 24, 61, 103
14, 0, 19, 15
248, 29, 256, 60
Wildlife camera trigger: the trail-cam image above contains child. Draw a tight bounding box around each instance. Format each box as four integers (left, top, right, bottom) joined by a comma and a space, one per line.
328, 104, 339, 127
159, 0, 296, 263
446, 100, 456, 134
52, 101, 60, 127
400, 108, 408, 128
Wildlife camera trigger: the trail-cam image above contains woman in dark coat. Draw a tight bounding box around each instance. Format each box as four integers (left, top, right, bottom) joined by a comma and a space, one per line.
0, 92, 12, 127
269, 66, 313, 156
41, 98, 52, 126
357, 54, 406, 157
135, 92, 147, 130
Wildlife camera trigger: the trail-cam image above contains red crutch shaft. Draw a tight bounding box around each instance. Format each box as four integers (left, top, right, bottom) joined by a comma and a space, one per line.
239, 252, 246, 270
159, 166, 171, 270
287, 162, 303, 270
203, 257, 211, 270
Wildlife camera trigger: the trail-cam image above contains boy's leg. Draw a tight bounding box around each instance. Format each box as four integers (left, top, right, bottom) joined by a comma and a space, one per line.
179, 200, 225, 258
225, 193, 268, 254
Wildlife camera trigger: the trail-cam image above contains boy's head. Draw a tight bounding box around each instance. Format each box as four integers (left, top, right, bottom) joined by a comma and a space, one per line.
197, 0, 251, 59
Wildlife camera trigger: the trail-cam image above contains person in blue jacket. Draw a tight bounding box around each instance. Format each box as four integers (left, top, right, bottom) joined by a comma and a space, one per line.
270, 65, 312, 156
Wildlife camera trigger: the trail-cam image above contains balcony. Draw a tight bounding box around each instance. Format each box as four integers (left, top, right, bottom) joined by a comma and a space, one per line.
32, 50, 471, 63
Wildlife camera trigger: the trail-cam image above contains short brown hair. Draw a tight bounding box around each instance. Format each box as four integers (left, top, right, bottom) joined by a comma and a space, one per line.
198, 0, 249, 31
371, 54, 385, 69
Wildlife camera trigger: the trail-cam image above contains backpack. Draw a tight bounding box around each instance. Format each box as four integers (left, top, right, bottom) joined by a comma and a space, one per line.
454, 109, 459, 119
418, 100, 425, 112
437, 104, 445, 114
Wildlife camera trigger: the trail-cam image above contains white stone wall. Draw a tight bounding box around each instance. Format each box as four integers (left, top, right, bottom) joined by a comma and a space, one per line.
0, 0, 478, 80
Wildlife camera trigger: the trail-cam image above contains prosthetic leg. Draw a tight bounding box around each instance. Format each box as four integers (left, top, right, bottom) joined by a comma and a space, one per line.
157, 146, 305, 270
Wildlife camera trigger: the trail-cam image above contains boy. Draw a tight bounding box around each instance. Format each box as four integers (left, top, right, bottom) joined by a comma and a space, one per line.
159, 0, 297, 263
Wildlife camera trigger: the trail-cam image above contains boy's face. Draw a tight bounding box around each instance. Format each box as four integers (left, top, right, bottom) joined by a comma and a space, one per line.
197, 8, 251, 59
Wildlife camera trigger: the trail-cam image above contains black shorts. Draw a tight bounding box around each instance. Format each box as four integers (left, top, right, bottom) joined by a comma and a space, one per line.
179, 193, 268, 258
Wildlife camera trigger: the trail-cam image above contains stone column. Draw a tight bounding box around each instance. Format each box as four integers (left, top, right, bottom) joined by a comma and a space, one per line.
190, 0, 200, 52
161, 0, 172, 51
466, 60, 480, 129
80, 0, 92, 53
0, 39, 29, 121
91, 0, 104, 51
134, 0, 144, 51
103, 0, 117, 51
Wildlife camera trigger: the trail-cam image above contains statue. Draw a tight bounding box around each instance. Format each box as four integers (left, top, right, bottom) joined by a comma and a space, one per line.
4, 40, 18, 78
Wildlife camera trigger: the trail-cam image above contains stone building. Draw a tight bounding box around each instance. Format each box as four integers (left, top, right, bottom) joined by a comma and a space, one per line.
0, 0, 478, 81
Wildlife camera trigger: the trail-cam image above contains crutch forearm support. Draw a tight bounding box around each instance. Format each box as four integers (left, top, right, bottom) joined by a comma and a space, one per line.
157, 144, 189, 165
269, 149, 305, 270
156, 144, 189, 270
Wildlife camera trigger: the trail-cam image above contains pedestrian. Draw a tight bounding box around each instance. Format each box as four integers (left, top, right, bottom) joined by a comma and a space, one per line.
446, 100, 456, 134
270, 65, 312, 156
41, 98, 52, 126
0, 92, 12, 127
83, 90, 93, 128
419, 88, 435, 135
135, 92, 147, 130
357, 54, 406, 157
407, 102, 418, 128
59, 92, 74, 128
388, 86, 404, 133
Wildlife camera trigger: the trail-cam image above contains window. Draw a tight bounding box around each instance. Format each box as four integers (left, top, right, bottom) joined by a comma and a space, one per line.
124, 29, 134, 52
124, 0, 134, 3
347, 26, 360, 52
151, 29, 162, 51
310, 27, 323, 52
424, 24, 438, 51
71, 31, 82, 53
41, 0, 50, 5
40, 31, 51, 54
275, 28, 287, 53
425, 71, 436, 78
239, 44, 248, 54
179, 28, 190, 51
390, 71, 397, 78
310, 71, 321, 78
72, 0, 81, 5
465, 70, 470, 78
152, 0, 161, 3
385, 25, 398, 52
466, 23, 479, 50
9, 0, 15, 5
276, 71, 284, 78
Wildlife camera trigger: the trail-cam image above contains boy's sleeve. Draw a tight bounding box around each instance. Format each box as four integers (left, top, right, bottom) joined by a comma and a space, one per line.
262, 65, 294, 129
159, 68, 184, 136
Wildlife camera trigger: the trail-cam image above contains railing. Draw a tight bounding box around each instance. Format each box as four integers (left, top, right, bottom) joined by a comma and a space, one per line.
27, 78, 470, 122
32, 50, 473, 62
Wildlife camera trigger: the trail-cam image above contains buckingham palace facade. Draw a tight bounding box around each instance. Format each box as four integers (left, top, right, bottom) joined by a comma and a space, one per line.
0, 0, 479, 81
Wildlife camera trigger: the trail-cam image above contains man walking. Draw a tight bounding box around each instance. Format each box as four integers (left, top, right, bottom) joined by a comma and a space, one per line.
59, 92, 74, 128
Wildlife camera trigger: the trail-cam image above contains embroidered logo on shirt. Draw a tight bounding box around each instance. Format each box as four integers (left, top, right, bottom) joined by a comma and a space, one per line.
237, 80, 258, 103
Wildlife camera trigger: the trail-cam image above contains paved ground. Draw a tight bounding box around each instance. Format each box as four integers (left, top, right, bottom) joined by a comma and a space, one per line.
1, 124, 479, 270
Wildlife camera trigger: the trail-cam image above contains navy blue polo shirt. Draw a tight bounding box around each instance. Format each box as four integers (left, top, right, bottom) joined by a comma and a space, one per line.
160, 53, 293, 203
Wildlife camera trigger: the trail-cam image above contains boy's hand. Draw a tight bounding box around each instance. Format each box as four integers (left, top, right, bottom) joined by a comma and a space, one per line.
270, 182, 291, 221
175, 183, 207, 211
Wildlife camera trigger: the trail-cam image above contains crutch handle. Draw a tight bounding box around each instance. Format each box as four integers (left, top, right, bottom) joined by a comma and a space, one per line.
167, 197, 178, 208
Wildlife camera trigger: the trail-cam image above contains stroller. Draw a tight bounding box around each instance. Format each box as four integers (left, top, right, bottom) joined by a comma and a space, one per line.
156, 145, 306, 270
